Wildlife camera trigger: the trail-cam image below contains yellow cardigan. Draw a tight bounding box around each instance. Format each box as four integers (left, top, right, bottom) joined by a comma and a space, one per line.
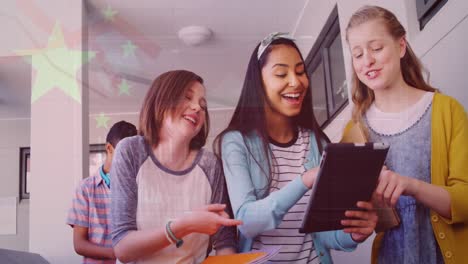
342, 93, 468, 263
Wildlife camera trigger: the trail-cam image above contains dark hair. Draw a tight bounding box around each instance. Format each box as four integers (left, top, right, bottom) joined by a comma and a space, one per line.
106, 120, 138, 147
139, 70, 210, 149
345, 5, 437, 132
214, 38, 328, 195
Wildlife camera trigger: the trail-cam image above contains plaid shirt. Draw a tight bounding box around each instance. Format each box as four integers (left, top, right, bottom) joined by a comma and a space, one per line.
67, 168, 115, 264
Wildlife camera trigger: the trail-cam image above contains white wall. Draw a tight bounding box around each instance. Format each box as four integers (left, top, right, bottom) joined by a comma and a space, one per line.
205, 108, 235, 151
409, 0, 468, 108
0, 119, 30, 251
23, 1, 86, 263
420, 15, 468, 107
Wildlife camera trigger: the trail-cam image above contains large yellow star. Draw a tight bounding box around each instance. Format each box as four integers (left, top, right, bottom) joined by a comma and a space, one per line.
16, 23, 95, 103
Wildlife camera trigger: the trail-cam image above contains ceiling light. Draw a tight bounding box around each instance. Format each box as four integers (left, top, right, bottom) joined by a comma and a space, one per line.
178, 26, 212, 46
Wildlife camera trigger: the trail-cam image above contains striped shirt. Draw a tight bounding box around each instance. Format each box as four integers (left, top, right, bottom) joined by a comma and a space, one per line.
67, 168, 114, 264
252, 128, 320, 264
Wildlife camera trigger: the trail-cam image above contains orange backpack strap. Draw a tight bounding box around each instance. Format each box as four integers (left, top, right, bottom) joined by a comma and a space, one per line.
340, 120, 366, 143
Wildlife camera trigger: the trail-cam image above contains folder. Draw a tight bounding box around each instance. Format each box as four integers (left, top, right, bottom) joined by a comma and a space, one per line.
202, 252, 266, 264
202, 246, 281, 264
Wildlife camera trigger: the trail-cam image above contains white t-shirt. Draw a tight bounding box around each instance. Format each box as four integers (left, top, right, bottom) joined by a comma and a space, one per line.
366, 92, 434, 135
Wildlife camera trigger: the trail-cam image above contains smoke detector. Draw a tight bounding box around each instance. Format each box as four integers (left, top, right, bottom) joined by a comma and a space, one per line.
177, 26, 213, 46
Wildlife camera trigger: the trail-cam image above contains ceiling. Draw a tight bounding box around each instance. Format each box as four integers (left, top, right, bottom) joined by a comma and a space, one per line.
0, 0, 310, 118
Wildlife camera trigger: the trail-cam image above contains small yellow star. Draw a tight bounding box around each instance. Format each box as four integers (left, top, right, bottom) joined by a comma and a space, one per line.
118, 79, 131, 96
95, 113, 110, 129
102, 6, 118, 21
122, 40, 137, 57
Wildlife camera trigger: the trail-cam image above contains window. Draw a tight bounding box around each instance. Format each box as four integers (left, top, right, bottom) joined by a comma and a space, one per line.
19, 147, 30, 200
89, 144, 106, 177
416, 0, 448, 30
305, 6, 348, 128
19, 144, 107, 200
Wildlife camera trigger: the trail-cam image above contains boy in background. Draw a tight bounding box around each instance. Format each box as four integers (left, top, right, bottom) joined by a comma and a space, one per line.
67, 121, 137, 263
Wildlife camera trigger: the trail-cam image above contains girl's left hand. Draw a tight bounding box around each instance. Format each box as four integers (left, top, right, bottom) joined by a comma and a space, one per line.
341, 201, 378, 243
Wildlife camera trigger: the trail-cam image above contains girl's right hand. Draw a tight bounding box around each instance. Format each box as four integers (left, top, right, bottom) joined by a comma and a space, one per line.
174, 204, 243, 236
302, 167, 319, 189
374, 166, 419, 207
342, 201, 378, 243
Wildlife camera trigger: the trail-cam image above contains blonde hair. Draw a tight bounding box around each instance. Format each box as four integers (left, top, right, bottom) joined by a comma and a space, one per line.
345, 5, 437, 130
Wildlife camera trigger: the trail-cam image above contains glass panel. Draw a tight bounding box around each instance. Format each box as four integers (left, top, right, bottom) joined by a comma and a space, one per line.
309, 60, 327, 126
89, 152, 106, 177
328, 34, 347, 114
89, 144, 106, 177
417, 0, 438, 19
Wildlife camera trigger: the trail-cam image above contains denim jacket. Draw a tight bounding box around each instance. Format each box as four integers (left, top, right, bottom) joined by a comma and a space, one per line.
221, 130, 358, 264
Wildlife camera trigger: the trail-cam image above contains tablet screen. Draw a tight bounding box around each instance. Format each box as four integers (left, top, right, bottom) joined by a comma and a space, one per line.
299, 143, 389, 233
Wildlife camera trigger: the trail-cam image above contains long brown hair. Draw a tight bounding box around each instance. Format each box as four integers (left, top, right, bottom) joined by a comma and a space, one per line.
214, 38, 329, 197
139, 70, 210, 149
345, 5, 437, 128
